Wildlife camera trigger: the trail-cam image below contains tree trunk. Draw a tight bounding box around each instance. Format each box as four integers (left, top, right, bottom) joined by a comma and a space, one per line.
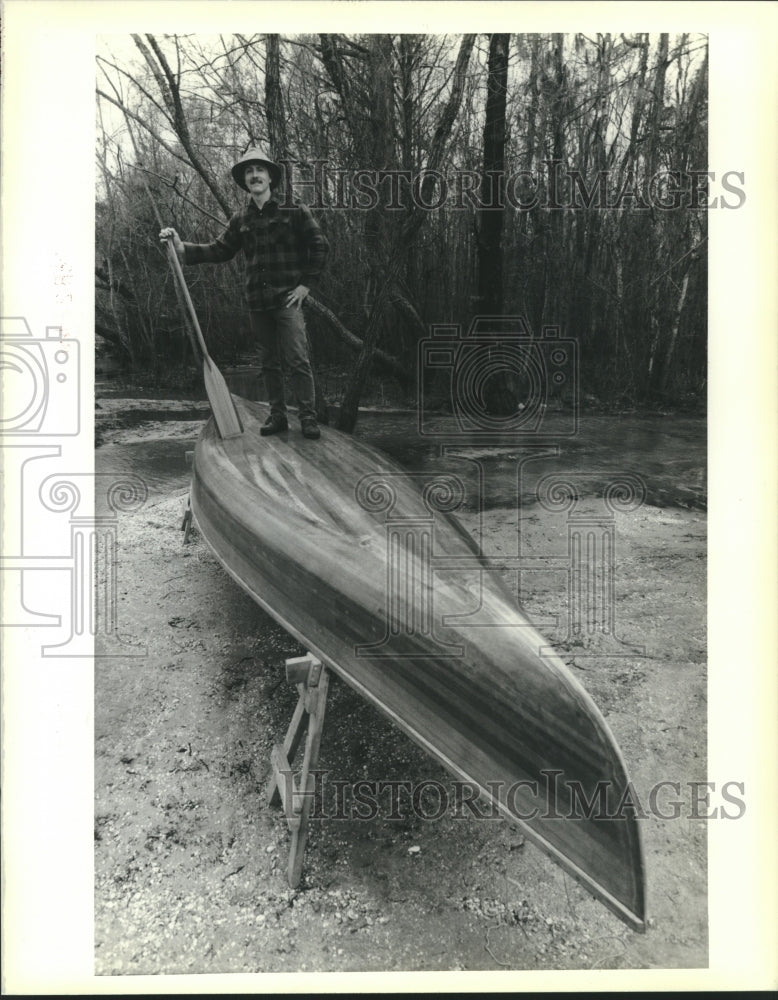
478, 32, 509, 312
336, 270, 398, 431
399, 35, 419, 300
337, 34, 395, 432
305, 296, 409, 385
132, 34, 232, 217
645, 33, 670, 183
264, 35, 288, 157
657, 268, 690, 394
477, 33, 513, 415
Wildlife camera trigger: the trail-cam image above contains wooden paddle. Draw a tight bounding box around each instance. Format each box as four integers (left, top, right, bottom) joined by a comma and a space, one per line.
162, 235, 243, 439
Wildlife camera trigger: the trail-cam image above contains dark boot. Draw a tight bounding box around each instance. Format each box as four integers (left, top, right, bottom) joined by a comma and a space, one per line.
300, 417, 321, 440
260, 414, 289, 436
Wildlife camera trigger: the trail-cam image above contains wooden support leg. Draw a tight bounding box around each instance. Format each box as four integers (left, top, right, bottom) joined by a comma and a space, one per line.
182, 453, 194, 545
180, 498, 193, 545
267, 653, 329, 888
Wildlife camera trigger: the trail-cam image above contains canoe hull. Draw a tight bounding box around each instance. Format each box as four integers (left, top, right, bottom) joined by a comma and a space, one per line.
191, 398, 646, 931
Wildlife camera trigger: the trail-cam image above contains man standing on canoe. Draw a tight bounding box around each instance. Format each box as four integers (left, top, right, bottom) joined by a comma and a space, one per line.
160, 147, 329, 440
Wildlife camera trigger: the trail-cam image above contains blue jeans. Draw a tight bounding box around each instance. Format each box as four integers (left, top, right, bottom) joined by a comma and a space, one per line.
249, 306, 316, 421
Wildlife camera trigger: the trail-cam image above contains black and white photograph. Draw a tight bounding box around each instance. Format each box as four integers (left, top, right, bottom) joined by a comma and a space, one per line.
2, 1, 777, 994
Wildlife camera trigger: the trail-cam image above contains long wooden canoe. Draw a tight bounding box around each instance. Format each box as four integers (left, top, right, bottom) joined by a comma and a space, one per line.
191, 397, 646, 932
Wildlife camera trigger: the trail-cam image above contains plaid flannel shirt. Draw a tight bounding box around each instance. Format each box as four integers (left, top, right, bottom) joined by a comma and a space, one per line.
183, 196, 329, 311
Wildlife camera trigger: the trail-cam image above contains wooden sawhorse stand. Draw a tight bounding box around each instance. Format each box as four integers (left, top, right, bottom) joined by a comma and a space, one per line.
180, 497, 194, 544
266, 653, 330, 888
181, 453, 194, 544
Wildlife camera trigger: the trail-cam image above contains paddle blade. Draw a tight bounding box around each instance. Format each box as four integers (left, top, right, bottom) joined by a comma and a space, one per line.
203, 357, 243, 439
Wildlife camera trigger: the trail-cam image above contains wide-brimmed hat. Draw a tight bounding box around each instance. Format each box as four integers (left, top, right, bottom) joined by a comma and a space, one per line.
231, 147, 283, 190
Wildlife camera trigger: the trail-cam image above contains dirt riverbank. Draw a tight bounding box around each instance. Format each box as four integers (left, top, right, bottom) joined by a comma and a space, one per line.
94, 408, 707, 977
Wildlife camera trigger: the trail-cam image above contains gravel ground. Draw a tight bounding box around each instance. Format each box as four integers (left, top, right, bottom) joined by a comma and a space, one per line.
94, 411, 708, 977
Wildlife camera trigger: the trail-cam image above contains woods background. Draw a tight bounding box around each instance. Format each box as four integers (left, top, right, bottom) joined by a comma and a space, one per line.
95, 33, 709, 428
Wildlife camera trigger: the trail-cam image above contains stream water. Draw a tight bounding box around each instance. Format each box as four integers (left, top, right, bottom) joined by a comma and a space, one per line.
95, 397, 706, 512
